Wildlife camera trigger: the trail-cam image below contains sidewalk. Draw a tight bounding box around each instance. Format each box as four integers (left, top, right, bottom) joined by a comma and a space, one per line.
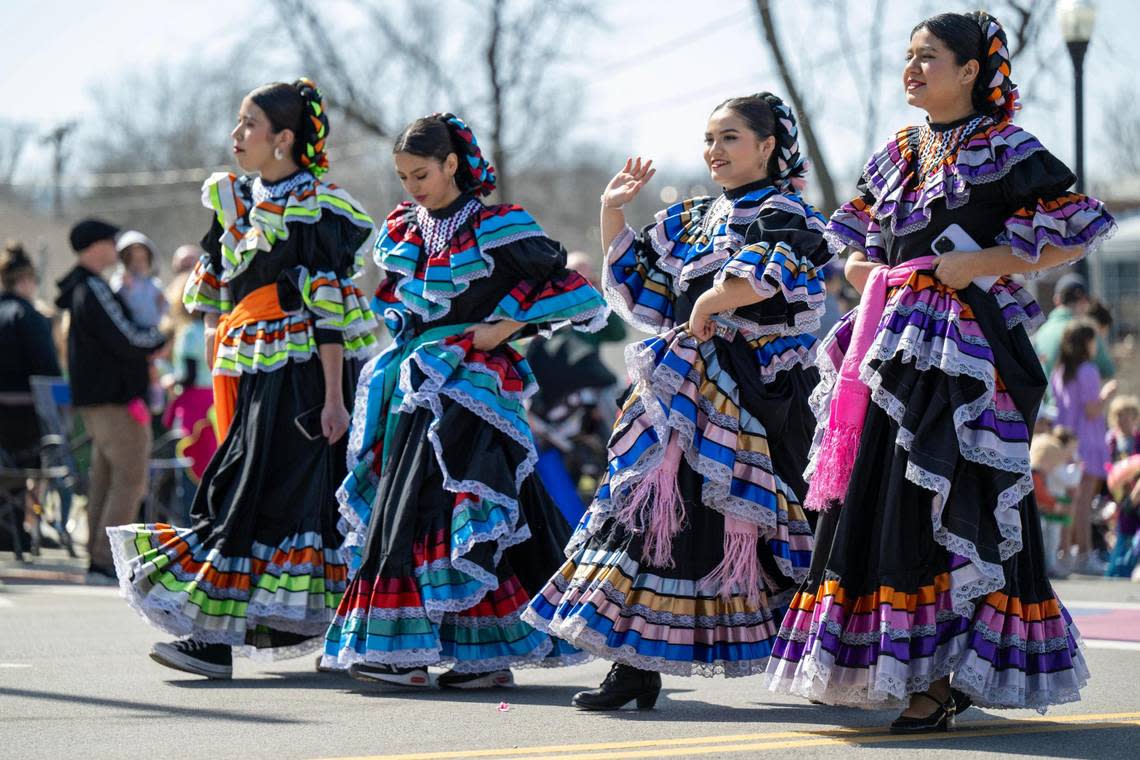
1, 510, 90, 584
0, 546, 88, 584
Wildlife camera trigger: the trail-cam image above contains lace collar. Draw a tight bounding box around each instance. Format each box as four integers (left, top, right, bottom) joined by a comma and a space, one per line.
414, 196, 484, 254
252, 170, 312, 206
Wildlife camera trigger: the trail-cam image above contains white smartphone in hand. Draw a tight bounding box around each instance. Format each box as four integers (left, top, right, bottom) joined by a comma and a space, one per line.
930, 223, 998, 292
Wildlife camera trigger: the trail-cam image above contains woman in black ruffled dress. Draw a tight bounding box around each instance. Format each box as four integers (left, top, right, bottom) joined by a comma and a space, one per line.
765, 13, 1115, 732
108, 79, 378, 679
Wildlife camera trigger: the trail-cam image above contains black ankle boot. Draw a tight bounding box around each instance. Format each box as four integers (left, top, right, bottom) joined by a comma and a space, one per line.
572, 663, 662, 711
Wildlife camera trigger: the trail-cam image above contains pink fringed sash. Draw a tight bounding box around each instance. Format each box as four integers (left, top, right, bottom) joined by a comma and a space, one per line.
803, 255, 937, 510
616, 430, 686, 569
616, 394, 765, 605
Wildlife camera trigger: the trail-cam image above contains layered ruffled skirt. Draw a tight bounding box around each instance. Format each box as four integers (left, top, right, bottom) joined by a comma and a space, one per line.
765, 273, 1089, 710
523, 325, 818, 676
322, 327, 586, 672
108, 356, 359, 659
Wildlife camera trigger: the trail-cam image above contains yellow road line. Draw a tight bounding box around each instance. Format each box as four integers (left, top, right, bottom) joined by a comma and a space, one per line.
504, 719, 1140, 760
316, 711, 1140, 760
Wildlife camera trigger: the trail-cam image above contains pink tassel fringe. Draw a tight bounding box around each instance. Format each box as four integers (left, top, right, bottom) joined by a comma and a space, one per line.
803, 420, 862, 511
617, 432, 685, 569
700, 521, 761, 606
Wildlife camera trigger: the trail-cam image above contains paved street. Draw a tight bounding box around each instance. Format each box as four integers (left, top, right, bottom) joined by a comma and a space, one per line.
2, 560, 1139, 760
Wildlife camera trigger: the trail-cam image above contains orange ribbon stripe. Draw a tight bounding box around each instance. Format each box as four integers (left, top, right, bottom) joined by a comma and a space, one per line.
212, 284, 288, 438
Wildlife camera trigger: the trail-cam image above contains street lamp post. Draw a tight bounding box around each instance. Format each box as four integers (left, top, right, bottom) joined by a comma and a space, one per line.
1058, 0, 1098, 281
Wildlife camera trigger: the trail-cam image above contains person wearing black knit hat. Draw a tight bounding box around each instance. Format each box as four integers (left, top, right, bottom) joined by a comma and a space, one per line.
324, 112, 608, 689
55, 219, 166, 581
517, 93, 830, 711
765, 11, 1114, 731
105, 78, 381, 679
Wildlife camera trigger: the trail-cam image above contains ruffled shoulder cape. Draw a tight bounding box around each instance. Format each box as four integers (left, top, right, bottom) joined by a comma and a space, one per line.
374, 200, 607, 331
826, 119, 1115, 268
604, 185, 830, 335
184, 172, 379, 373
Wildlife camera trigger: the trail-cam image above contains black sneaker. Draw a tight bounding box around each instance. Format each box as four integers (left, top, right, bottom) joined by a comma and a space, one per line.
150, 639, 233, 679
348, 662, 429, 687
437, 669, 515, 689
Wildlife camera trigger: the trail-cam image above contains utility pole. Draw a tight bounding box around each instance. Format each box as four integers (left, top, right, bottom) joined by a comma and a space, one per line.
41, 122, 77, 218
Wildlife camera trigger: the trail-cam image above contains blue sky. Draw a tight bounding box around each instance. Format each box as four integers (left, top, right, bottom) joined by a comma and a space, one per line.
7, 0, 1139, 192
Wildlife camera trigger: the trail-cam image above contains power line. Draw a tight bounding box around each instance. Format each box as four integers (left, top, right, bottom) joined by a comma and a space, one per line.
583, 34, 900, 131
9, 23, 899, 192
583, 9, 747, 82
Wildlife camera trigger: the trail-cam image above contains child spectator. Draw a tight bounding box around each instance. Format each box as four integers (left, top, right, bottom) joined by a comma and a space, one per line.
1087, 297, 1114, 341
112, 231, 166, 328
1107, 395, 1140, 463
1032, 433, 1071, 579
1106, 454, 1140, 579
159, 264, 216, 483
1051, 319, 1117, 574
112, 231, 167, 412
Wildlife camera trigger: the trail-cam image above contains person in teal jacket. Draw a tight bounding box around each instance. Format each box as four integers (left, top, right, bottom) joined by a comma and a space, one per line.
1033, 273, 1115, 380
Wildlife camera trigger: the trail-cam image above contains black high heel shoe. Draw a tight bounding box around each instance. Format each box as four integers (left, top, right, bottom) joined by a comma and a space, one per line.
950, 687, 973, 714
888, 691, 956, 734
571, 663, 662, 710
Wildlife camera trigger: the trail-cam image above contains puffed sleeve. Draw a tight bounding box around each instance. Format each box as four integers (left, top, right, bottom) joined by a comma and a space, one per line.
998, 149, 1116, 276
824, 181, 886, 264
184, 214, 232, 314
490, 233, 608, 335
603, 198, 717, 333
717, 199, 831, 334
279, 208, 379, 351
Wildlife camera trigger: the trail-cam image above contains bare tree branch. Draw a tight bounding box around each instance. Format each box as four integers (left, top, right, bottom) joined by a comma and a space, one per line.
486, 0, 509, 201
270, 0, 594, 200
1103, 88, 1140, 175
363, 3, 464, 109
995, 0, 1057, 60
832, 0, 886, 160
270, 0, 391, 137
754, 0, 839, 213
0, 123, 31, 184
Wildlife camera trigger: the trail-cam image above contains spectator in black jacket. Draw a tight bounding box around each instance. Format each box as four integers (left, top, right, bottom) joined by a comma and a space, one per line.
0, 241, 61, 460
0, 241, 63, 552
55, 219, 165, 581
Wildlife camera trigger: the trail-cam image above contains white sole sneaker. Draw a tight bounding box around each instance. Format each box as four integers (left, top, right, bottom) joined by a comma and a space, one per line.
149, 642, 233, 680
439, 670, 516, 690
348, 663, 430, 687
315, 655, 341, 674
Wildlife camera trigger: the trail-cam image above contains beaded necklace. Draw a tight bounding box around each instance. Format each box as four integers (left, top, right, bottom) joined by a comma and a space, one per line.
914, 115, 985, 179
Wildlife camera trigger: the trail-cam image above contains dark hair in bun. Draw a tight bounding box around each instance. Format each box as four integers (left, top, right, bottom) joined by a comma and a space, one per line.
912, 12, 1019, 121
392, 112, 497, 197
1, 240, 35, 291
712, 91, 809, 192
249, 77, 330, 177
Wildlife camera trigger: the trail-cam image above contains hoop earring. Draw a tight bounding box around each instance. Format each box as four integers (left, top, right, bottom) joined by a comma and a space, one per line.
274, 147, 285, 161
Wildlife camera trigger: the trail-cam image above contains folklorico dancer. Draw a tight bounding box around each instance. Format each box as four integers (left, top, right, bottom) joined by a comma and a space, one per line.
524, 93, 831, 710
323, 114, 608, 689
764, 12, 1115, 732
107, 79, 379, 679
